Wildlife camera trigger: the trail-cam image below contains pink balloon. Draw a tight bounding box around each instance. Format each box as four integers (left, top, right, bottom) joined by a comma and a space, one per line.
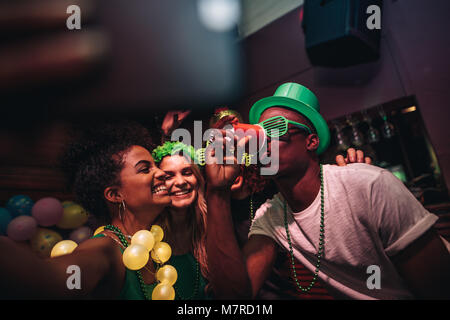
7, 216, 38, 241
32, 197, 63, 227
69, 226, 93, 244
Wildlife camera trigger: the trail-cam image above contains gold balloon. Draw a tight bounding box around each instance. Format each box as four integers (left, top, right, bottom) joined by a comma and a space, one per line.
93, 225, 105, 236
123, 244, 149, 270
56, 204, 89, 229
151, 241, 172, 264
61, 201, 76, 208
156, 265, 178, 286
131, 230, 155, 252
30, 228, 63, 258
50, 240, 78, 258
150, 225, 164, 243
152, 283, 175, 300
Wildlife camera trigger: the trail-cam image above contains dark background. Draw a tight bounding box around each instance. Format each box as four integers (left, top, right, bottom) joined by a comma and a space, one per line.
0, 0, 449, 206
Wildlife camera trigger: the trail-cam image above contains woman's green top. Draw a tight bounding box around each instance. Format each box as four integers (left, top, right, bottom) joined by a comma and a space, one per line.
92, 233, 209, 300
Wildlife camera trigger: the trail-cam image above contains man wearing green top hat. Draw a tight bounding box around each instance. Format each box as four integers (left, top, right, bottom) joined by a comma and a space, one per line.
205, 82, 450, 299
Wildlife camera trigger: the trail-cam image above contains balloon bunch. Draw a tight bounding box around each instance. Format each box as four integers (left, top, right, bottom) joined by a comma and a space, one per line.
0, 195, 92, 258
120, 225, 177, 300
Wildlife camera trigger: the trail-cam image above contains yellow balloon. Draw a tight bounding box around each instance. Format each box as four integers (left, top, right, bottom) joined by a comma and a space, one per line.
50, 240, 78, 258
94, 225, 105, 236
151, 241, 172, 264
156, 265, 178, 286
30, 228, 63, 258
152, 283, 175, 300
150, 225, 164, 243
131, 230, 155, 252
61, 201, 76, 208
123, 244, 149, 270
57, 204, 89, 229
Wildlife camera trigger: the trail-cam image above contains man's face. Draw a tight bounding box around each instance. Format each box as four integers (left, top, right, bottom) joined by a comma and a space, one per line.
259, 107, 317, 179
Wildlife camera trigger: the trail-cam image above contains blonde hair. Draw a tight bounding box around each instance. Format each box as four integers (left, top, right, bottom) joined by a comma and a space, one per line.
154, 161, 209, 280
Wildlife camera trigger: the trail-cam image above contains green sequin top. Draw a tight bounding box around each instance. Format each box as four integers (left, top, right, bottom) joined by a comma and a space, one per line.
92, 234, 209, 300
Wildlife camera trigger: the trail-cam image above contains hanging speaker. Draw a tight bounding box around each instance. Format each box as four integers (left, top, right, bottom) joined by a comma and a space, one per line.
303, 0, 382, 67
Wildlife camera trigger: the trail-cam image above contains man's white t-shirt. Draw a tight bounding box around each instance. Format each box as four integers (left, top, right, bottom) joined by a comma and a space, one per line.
249, 164, 439, 299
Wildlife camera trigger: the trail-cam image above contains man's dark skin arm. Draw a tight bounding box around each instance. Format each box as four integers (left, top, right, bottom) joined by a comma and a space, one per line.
207, 189, 278, 299
242, 235, 278, 298
205, 132, 278, 299
206, 188, 252, 299
392, 228, 450, 299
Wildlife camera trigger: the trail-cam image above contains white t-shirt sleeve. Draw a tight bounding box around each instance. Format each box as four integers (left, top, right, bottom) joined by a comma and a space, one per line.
248, 199, 279, 241
370, 170, 438, 256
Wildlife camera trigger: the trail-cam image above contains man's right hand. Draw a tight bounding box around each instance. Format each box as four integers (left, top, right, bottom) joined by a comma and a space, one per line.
205, 129, 241, 190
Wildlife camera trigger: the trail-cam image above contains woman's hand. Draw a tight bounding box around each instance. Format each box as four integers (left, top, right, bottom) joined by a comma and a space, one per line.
0, 234, 123, 299
161, 110, 191, 136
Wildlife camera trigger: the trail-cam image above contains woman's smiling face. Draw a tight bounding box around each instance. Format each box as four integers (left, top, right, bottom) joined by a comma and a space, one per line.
117, 145, 171, 211
159, 155, 199, 210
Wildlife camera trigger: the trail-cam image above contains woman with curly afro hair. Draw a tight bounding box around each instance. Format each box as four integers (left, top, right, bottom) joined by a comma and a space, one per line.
0, 121, 175, 299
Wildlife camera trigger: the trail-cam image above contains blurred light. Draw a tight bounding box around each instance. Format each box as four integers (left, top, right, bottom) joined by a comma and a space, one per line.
401, 106, 416, 114
197, 0, 241, 32
388, 165, 407, 183
299, 7, 304, 24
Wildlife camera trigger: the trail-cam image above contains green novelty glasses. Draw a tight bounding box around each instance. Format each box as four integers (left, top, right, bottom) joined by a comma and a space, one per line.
258, 116, 312, 138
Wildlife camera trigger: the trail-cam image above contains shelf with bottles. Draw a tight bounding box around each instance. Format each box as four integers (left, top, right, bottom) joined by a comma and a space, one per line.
320, 95, 448, 205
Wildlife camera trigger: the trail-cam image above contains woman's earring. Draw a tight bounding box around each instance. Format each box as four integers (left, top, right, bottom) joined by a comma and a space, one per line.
119, 200, 126, 222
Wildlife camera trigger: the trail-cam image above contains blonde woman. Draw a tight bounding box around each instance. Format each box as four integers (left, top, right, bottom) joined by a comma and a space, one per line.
152, 142, 210, 299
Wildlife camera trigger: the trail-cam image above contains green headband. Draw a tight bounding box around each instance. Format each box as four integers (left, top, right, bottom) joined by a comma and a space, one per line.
152, 141, 255, 167
152, 141, 198, 164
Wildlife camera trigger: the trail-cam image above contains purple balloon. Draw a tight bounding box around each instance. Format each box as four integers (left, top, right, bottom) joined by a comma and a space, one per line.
7, 215, 38, 241
69, 226, 93, 244
32, 197, 64, 227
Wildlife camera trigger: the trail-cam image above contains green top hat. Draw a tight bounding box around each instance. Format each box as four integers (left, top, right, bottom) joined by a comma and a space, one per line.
249, 82, 330, 154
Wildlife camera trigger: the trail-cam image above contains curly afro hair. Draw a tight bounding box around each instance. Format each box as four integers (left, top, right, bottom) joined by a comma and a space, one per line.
61, 120, 155, 224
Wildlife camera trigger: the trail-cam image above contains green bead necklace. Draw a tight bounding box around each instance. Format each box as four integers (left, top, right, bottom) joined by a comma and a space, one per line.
173, 259, 200, 300
104, 224, 153, 300
104, 224, 201, 300
250, 194, 254, 220
283, 164, 325, 293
